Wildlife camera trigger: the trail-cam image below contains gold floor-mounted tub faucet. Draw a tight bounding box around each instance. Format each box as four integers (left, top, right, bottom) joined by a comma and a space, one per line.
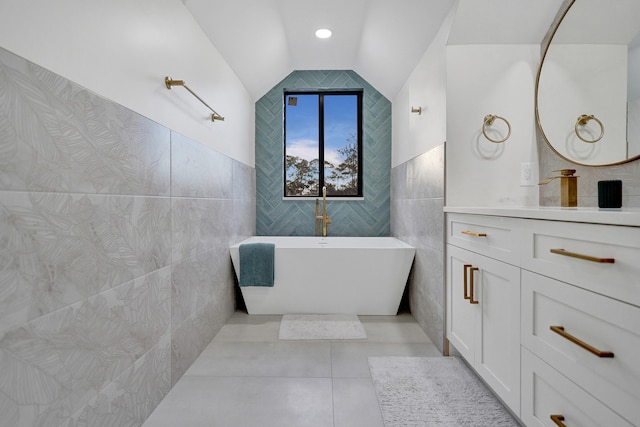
315, 186, 332, 237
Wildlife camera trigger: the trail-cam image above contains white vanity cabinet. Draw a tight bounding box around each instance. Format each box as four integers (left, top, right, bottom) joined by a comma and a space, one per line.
520, 219, 640, 426
446, 214, 522, 415
445, 208, 640, 427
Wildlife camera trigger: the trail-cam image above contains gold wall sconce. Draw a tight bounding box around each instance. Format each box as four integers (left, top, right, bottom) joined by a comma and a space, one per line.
575, 114, 604, 143
165, 77, 225, 122
482, 114, 511, 143
411, 106, 422, 115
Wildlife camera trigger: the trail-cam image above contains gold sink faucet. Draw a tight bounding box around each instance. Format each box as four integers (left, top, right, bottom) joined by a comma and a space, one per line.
315, 186, 332, 237
539, 169, 578, 207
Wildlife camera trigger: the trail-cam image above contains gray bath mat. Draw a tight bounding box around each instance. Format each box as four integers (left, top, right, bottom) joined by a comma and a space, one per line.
278, 314, 367, 340
368, 357, 519, 427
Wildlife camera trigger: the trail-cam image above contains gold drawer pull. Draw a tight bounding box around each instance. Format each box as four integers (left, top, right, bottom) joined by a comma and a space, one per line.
550, 415, 566, 427
469, 267, 479, 304
550, 248, 615, 263
550, 326, 614, 358
463, 264, 472, 300
462, 230, 487, 237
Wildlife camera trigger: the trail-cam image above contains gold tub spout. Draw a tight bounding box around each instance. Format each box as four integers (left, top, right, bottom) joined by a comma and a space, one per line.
315, 186, 332, 237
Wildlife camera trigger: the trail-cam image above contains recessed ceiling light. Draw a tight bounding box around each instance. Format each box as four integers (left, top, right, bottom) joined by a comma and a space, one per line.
315, 28, 332, 39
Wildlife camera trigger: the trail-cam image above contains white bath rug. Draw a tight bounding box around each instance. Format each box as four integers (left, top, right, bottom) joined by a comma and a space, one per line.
278, 314, 367, 340
368, 357, 519, 427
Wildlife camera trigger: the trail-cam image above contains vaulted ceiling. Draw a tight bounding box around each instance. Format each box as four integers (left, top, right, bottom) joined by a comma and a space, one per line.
183, 0, 564, 101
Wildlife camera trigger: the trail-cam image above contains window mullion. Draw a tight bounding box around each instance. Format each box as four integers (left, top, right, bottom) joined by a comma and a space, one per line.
318, 94, 325, 195
357, 92, 363, 196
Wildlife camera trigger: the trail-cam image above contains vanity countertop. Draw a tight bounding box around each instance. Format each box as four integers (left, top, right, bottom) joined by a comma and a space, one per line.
444, 206, 640, 227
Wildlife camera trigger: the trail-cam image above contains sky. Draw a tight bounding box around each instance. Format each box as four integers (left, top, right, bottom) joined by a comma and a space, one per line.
285, 93, 357, 167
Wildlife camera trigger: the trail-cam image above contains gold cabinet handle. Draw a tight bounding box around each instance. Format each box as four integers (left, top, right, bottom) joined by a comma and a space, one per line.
550, 415, 567, 427
550, 326, 614, 358
550, 248, 615, 264
469, 267, 479, 304
463, 264, 472, 300
462, 230, 487, 237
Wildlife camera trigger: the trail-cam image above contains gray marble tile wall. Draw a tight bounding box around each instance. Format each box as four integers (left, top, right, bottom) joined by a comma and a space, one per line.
390, 144, 445, 353
0, 47, 255, 427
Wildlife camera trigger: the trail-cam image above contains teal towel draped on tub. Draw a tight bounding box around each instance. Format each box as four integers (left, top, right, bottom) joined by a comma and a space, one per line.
239, 243, 275, 287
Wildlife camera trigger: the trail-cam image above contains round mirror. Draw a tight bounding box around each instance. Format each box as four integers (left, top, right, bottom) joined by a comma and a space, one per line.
536, 0, 640, 166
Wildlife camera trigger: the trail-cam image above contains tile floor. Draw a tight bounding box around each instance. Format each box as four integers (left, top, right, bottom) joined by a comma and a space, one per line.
142, 311, 442, 427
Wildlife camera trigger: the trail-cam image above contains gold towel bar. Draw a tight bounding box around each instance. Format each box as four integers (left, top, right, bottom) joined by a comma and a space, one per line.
165, 77, 225, 122
550, 248, 614, 263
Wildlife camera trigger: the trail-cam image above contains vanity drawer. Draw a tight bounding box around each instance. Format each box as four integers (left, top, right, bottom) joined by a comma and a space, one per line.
522, 270, 640, 425
521, 219, 640, 306
521, 348, 634, 427
447, 213, 519, 264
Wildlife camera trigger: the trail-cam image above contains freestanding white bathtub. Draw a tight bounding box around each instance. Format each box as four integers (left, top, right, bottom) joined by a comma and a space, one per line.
229, 236, 415, 315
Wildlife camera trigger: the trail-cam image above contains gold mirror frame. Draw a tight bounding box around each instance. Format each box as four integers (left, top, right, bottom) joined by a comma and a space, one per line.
535, 0, 640, 167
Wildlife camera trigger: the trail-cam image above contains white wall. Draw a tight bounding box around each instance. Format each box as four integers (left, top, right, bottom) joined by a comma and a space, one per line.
393, 18, 542, 208
629, 41, 640, 158
0, 0, 254, 166
446, 45, 540, 207
392, 6, 455, 168
629, 98, 640, 158
538, 44, 627, 165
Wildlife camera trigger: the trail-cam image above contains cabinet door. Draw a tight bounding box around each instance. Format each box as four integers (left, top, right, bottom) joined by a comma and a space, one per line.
447, 244, 521, 415
446, 244, 476, 362
474, 252, 521, 414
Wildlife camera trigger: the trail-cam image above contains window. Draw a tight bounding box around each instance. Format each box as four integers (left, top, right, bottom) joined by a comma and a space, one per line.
284, 91, 363, 197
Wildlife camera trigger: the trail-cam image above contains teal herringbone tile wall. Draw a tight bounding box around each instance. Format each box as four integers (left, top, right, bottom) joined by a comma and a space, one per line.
256, 70, 391, 236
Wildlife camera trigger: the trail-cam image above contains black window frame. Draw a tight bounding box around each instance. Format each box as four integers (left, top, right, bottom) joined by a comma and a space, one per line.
283, 90, 364, 198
